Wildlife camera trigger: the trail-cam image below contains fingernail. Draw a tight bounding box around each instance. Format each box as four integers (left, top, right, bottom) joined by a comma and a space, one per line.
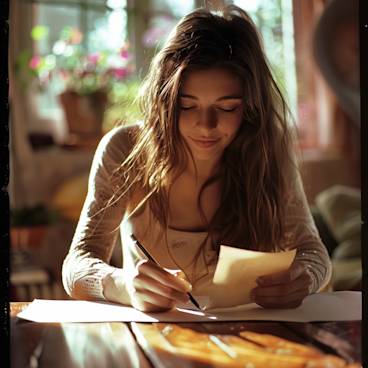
184, 282, 192, 292
173, 272, 192, 291
178, 278, 192, 292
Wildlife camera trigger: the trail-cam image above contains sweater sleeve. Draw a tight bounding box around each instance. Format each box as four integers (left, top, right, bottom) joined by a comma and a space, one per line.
62, 125, 134, 301
282, 168, 332, 293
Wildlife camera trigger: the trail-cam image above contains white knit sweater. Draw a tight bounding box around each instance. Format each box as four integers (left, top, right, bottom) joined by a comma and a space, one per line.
62, 124, 332, 308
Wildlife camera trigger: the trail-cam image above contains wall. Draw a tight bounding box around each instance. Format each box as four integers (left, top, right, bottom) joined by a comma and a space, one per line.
300, 153, 360, 204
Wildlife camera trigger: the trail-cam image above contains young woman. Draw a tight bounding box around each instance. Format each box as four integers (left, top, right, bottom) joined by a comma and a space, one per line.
62, 5, 331, 312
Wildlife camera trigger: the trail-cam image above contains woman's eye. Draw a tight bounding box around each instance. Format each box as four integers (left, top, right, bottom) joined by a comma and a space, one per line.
217, 106, 239, 112
180, 106, 196, 110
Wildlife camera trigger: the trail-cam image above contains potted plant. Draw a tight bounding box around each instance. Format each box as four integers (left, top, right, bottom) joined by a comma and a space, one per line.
15, 25, 135, 138
10, 204, 59, 249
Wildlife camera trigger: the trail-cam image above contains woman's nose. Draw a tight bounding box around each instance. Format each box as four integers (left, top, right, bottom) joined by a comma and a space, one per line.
197, 108, 218, 129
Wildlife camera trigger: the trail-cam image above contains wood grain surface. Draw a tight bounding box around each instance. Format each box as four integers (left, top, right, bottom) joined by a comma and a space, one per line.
10, 302, 362, 368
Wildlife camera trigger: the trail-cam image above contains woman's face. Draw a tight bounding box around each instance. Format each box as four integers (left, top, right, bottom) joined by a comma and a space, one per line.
178, 67, 243, 164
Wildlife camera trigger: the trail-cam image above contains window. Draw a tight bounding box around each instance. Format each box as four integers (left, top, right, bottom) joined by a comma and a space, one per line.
30, 0, 128, 123
231, 0, 297, 118
27, 0, 198, 135
24, 0, 296, 140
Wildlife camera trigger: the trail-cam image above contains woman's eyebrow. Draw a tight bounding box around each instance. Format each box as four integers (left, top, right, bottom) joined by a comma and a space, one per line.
216, 95, 243, 101
179, 94, 198, 99
180, 94, 243, 101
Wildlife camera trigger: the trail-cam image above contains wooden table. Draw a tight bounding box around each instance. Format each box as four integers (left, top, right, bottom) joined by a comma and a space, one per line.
10, 302, 362, 367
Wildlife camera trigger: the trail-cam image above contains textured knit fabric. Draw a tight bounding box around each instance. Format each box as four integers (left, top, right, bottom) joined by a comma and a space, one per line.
62, 124, 332, 308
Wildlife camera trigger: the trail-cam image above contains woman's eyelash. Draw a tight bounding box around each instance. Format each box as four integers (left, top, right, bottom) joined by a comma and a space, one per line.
217, 106, 238, 112
180, 106, 239, 112
180, 106, 195, 110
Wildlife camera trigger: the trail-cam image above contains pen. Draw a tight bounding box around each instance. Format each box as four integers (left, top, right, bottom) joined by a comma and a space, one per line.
130, 233, 201, 310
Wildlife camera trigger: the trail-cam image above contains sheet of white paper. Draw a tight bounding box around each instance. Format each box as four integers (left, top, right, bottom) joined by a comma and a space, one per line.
17, 291, 361, 323
212, 245, 296, 307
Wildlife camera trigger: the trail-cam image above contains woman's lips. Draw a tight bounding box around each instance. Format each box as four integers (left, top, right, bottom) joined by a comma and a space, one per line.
190, 137, 220, 148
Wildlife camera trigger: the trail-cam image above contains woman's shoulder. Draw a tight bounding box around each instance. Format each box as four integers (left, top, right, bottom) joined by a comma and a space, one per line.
101, 123, 139, 152
96, 123, 140, 164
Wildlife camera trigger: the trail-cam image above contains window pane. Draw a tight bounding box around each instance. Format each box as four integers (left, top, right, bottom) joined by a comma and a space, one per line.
143, 0, 195, 49
165, 0, 195, 17
87, 8, 127, 51
232, 0, 297, 118
32, 1, 128, 124
36, 5, 80, 54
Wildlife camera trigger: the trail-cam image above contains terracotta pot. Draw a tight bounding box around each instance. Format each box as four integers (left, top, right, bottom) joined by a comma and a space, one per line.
11, 226, 48, 249
59, 90, 108, 137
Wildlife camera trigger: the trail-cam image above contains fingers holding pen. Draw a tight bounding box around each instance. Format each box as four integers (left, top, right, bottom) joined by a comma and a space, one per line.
128, 260, 192, 312
137, 261, 192, 293
133, 273, 190, 303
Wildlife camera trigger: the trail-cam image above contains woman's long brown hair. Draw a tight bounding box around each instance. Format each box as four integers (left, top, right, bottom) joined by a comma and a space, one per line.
112, 5, 297, 252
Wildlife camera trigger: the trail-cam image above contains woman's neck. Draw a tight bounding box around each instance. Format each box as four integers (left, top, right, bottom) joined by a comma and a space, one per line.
186, 156, 221, 182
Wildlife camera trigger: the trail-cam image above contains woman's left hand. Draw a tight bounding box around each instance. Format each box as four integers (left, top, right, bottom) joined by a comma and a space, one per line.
250, 261, 313, 309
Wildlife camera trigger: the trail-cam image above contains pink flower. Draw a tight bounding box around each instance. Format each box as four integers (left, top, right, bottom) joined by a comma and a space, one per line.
87, 53, 100, 65
29, 56, 41, 70
119, 49, 129, 59
111, 67, 128, 79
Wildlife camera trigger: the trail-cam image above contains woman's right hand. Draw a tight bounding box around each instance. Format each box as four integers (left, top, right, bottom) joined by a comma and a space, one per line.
127, 259, 192, 312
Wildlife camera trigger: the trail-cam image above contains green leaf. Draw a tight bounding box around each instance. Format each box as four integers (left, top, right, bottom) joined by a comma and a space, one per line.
31, 25, 49, 41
